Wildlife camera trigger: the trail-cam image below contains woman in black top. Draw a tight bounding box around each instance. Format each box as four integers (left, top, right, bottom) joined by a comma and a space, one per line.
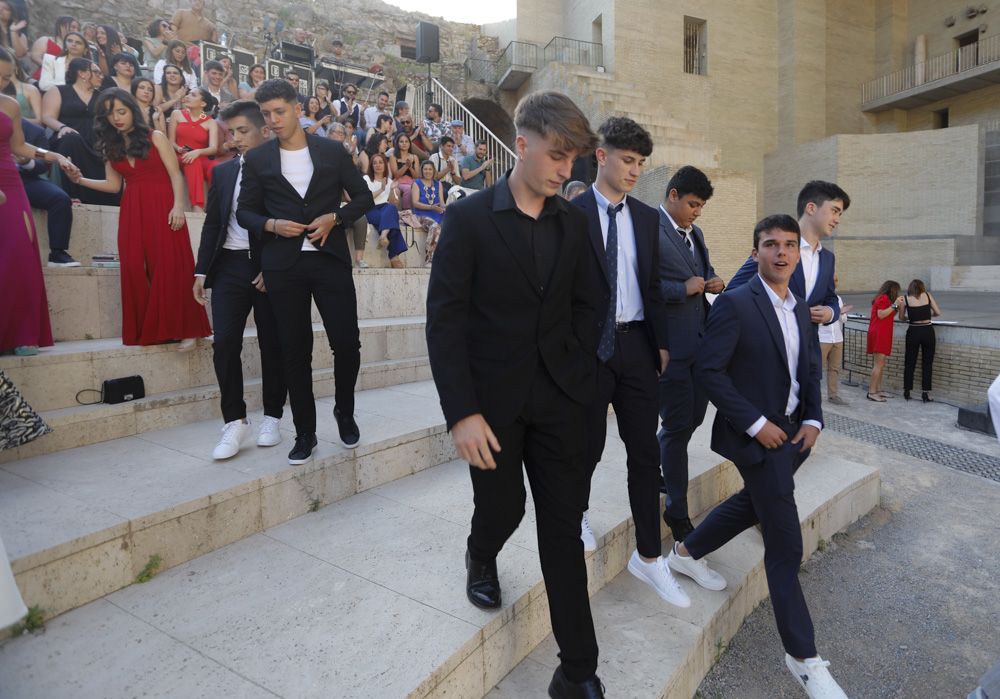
899, 279, 942, 402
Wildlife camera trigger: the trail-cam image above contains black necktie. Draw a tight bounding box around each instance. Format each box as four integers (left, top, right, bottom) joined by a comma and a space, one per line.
598, 203, 624, 362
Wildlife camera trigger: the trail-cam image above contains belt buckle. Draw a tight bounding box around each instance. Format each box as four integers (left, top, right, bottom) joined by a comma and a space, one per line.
615, 322, 629, 333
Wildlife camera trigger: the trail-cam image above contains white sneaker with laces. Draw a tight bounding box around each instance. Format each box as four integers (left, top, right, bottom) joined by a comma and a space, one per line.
627, 551, 690, 608
785, 654, 850, 699
256, 415, 283, 447
580, 511, 597, 552
212, 419, 250, 460
667, 542, 727, 591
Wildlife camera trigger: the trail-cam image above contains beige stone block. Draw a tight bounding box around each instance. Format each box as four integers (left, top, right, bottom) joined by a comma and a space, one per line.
482, 592, 552, 690
46, 271, 100, 343
260, 469, 328, 529
356, 435, 428, 491
420, 645, 485, 699
97, 271, 123, 339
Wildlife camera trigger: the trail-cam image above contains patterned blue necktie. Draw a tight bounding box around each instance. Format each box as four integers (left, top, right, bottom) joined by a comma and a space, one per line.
597, 202, 623, 362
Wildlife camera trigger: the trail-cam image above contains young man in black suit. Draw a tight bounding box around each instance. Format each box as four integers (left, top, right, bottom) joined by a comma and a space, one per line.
426, 91, 606, 699
671, 215, 848, 699
572, 118, 685, 608
237, 79, 374, 465
193, 100, 286, 460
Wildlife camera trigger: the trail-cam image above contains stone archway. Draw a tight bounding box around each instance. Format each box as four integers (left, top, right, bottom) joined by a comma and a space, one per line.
462, 98, 516, 148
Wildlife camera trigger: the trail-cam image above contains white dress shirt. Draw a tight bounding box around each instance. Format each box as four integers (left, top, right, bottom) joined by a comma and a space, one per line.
593, 185, 643, 323
746, 275, 823, 437
799, 237, 822, 301
660, 206, 694, 254
817, 295, 845, 344
223, 158, 250, 251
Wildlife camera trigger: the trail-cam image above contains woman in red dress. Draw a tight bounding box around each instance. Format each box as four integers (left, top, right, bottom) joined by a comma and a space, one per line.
168, 87, 218, 212
69, 88, 211, 349
866, 279, 902, 402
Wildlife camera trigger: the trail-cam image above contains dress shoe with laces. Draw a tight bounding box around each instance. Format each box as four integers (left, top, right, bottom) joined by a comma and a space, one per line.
465, 549, 501, 609
548, 665, 605, 699
664, 514, 695, 543
287, 433, 317, 465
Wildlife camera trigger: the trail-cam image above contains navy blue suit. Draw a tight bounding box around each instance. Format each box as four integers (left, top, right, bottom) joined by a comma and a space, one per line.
728, 246, 840, 325
19, 119, 73, 254
684, 275, 822, 659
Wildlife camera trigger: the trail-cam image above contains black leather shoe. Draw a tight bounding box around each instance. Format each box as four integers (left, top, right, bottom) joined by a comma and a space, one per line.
665, 515, 695, 543
548, 665, 605, 699
922, 392, 933, 403
903, 390, 911, 400
287, 433, 317, 465
465, 549, 501, 609
333, 406, 360, 448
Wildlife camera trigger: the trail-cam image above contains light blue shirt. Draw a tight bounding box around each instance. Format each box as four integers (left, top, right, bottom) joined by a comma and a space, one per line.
593, 185, 644, 323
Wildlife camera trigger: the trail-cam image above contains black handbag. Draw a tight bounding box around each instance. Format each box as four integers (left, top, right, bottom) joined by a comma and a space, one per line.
102, 376, 145, 404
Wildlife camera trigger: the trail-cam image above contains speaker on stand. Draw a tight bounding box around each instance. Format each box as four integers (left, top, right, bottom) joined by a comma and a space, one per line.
416, 21, 440, 115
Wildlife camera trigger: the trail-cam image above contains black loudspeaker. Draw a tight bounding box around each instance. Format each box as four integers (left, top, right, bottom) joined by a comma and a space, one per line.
416, 21, 440, 63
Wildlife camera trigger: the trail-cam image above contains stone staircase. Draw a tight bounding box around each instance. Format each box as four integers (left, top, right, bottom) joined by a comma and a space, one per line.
0, 203, 881, 697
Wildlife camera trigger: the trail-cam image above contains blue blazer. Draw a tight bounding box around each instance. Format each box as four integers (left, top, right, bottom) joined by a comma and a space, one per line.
695, 275, 822, 466
657, 209, 716, 362
727, 246, 840, 325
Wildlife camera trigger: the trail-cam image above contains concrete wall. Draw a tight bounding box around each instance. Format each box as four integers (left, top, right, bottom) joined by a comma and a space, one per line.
903, 0, 1000, 60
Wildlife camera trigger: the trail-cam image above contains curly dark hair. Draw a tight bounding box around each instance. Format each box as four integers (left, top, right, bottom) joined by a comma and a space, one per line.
365, 132, 387, 157
254, 77, 298, 104
666, 165, 714, 202
64, 57, 94, 86
874, 280, 901, 306
93, 88, 152, 162
597, 116, 653, 157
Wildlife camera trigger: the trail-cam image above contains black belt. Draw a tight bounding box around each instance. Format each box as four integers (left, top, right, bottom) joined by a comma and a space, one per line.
221, 248, 252, 258
614, 320, 645, 333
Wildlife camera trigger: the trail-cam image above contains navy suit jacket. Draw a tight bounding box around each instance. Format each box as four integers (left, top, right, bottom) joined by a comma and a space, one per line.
695, 275, 822, 467
195, 158, 261, 288
657, 208, 716, 362
18, 119, 52, 181
572, 188, 669, 361
727, 246, 840, 325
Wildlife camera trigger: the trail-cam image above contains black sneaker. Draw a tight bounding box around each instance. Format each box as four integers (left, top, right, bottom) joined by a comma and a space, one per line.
334, 407, 360, 448
48, 250, 81, 267
287, 433, 317, 465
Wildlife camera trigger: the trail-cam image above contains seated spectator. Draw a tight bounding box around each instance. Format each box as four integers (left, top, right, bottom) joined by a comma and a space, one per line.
238, 62, 266, 99
142, 18, 175, 68
41, 57, 120, 205
0, 0, 26, 60
562, 180, 587, 200
101, 52, 139, 91
460, 140, 494, 190
216, 54, 240, 101
80, 22, 99, 55
449, 119, 474, 157
343, 120, 359, 155
421, 102, 449, 151
29, 15, 77, 80
358, 130, 388, 176
156, 64, 188, 119
168, 87, 218, 212
395, 112, 429, 161
428, 135, 460, 187
393, 99, 409, 131
0, 47, 40, 124
39, 31, 88, 91
201, 59, 234, 106
301, 95, 331, 137
94, 25, 138, 77
364, 152, 407, 268
413, 160, 446, 266
332, 83, 360, 127
363, 90, 390, 131
283, 68, 307, 105
171, 0, 218, 44
389, 131, 419, 209
131, 76, 165, 132
87, 62, 105, 91
364, 112, 393, 150
18, 118, 77, 267
314, 79, 332, 118
153, 40, 197, 89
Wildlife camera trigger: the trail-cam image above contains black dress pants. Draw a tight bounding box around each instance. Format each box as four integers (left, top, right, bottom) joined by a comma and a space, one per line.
23, 178, 72, 251
467, 366, 598, 682
210, 249, 286, 423
683, 420, 817, 660
903, 324, 935, 392
583, 325, 662, 559
263, 252, 360, 436
658, 357, 710, 521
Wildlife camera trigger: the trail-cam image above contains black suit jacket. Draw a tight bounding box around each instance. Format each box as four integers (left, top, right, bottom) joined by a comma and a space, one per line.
572, 188, 669, 361
195, 158, 260, 287
695, 275, 822, 466
236, 135, 373, 272
426, 175, 600, 430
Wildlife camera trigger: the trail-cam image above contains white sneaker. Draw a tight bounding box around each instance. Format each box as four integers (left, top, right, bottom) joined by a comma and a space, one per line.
256, 415, 283, 447
785, 654, 850, 698
627, 551, 690, 608
667, 542, 727, 591
580, 511, 597, 552
212, 419, 250, 460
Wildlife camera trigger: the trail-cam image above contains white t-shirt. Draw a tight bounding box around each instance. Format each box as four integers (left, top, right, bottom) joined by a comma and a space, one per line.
152, 59, 198, 89
279, 146, 317, 251
818, 295, 845, 344
364, 175, 394, 205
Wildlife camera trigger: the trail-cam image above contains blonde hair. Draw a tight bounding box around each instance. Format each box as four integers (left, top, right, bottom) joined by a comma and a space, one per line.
514, 91, 597, 154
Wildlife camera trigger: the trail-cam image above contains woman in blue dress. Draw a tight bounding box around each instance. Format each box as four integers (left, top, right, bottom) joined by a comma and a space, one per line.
413, 160, 446, 266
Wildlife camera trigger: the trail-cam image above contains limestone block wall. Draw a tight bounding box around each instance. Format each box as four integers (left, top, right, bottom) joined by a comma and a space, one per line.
833, 238, 956, 293
903, 0, 1000, 60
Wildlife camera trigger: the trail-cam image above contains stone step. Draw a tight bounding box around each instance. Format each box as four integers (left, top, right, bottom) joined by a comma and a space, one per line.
490, 455, 880, 699
42, 266, 430, 341
0, 380, 453, 624
2, 317, 427, 413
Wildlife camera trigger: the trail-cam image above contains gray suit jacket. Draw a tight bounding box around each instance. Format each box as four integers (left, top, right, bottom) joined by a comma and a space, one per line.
658, 207, 717, 363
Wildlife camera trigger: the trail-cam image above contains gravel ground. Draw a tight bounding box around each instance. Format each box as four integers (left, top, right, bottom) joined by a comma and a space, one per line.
695, 388, 1000, 699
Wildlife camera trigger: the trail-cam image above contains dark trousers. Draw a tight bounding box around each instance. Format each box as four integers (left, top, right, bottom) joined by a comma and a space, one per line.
263, 252, 360, 436
658, 357, 709, 521
23, 178, 72, 250
684, 421, 817, 659
467, 366, 598, 682
903, 324, 935, 392
210, 250, 286, 423
51, 133, 121, 206
583, 325, 662, 559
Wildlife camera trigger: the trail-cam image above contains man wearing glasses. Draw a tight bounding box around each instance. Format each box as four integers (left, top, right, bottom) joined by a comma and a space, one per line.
332, 84, 361, 128
395, 113, 429, 160
284, 69, 307, 105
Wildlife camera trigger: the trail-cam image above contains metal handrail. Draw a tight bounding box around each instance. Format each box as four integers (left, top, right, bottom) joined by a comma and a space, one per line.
429, 77, 516, 176
464, 57, 497, 84
497, 41, 538, 78
543, 36, 603, 68
862, 33, 1000, 104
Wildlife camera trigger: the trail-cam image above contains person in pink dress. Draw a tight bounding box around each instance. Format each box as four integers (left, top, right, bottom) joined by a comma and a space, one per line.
68, 88, 211, 349
865, 279, 901, 402
0, 94, 78, 356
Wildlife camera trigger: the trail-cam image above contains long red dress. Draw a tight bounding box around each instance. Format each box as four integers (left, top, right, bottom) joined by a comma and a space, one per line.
173, 110, 216, 209
866, 293, 896, 355
0, 110, 53, 351
113, 143, 211, 345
